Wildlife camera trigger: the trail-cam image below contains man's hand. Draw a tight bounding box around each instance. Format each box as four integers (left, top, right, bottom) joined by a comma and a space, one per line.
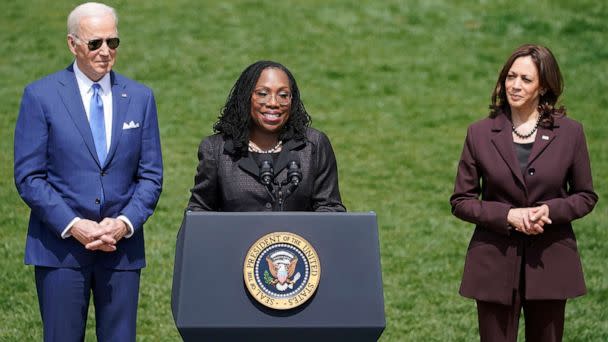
100, 217, 128, 241
84, 217, 128, 251
70, 219, 116, 252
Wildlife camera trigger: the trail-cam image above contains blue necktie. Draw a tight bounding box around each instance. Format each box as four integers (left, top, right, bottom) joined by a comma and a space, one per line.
90, 83, 107, 165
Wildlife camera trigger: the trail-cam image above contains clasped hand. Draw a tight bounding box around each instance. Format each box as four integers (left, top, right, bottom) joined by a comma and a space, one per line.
70, 218, 128, 252
507, 204, 551, 235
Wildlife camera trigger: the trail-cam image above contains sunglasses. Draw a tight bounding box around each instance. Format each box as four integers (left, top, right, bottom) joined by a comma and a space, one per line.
73, 35, 120, 51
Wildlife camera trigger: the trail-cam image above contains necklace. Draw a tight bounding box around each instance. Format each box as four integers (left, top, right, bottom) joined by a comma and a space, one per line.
248, 140, 283, 153
512, 116, 540, 139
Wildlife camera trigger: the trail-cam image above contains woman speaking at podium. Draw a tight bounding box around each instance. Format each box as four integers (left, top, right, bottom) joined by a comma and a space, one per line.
187, 61, 345, 212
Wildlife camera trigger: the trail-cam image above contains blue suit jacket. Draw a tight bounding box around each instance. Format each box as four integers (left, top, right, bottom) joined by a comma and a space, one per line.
14, 64, 163, 270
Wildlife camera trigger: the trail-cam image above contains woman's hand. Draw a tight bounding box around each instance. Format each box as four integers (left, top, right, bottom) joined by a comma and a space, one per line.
508, 205, 551, 235
508, 208, 534, 234
529, 204, 551, 225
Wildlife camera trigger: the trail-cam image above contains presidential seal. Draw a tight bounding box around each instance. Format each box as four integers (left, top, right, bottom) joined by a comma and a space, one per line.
243, 232, 321, 310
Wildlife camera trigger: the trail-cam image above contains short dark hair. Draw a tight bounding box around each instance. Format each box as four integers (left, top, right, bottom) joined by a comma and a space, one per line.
213, 60, 311, 156
489, 44, 566, 127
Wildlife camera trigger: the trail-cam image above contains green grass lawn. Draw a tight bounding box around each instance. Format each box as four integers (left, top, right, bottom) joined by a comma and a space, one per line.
1, 1, 606, 341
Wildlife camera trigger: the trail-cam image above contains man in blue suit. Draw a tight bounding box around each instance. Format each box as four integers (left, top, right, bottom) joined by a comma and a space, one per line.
13, 2, 162, 341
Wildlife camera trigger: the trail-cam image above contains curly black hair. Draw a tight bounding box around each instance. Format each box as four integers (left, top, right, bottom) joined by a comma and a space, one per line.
213, 60, 311, 156
489, 44, 566, 128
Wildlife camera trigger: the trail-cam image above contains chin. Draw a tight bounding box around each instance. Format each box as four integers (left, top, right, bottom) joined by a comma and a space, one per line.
97, 66, 112, 73
264, 127, 283, 134
508, 101, 523, 109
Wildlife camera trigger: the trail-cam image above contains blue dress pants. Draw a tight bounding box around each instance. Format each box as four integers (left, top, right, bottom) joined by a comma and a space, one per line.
35, 265, 141, 342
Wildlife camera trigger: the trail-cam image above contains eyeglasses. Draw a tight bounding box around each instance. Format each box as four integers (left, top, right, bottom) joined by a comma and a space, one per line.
252, 90, 292, 106
73, 34, 120, 51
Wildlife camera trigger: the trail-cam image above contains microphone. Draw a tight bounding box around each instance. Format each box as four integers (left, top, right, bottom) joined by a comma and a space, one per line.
259, 159, 274, 186
259, 157, 277, 208
287, 160, 302, 187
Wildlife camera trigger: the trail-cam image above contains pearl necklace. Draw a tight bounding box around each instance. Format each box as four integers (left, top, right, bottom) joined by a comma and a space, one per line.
512, 116, 540, 139
248, 140, 283, 153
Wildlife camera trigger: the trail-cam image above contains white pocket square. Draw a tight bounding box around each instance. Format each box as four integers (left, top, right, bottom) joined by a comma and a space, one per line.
122, 121, 140, 130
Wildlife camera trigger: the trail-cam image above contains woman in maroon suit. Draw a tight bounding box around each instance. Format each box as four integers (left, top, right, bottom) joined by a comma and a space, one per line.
450, 44, 598, 341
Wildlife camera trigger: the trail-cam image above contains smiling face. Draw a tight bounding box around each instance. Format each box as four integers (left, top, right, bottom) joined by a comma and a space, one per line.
505, 56, 543, 115
67, 13, 118, 81
249, 68, 292, 140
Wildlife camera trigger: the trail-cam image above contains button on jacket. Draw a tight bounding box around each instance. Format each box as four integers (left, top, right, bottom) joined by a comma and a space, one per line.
450, 113, 597, 305
188, 127, 346, 212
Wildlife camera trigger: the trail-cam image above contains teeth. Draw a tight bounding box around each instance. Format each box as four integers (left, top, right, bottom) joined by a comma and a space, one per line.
264, 114, 279, 118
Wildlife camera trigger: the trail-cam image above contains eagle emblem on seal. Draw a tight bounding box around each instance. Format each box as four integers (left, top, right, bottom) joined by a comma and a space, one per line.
244, 232, 320, 310
265, 250, 301, 291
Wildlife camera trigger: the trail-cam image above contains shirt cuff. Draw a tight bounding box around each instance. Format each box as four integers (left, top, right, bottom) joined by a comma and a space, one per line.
61, 217, 81, 239
117, 215, 134, 238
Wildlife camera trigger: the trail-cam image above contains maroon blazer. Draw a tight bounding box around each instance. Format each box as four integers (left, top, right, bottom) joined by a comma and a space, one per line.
450, 112, 597, 305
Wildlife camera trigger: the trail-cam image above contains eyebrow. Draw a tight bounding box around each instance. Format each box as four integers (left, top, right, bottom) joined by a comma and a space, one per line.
254, 86, 291, 91
508, 71, 535, 78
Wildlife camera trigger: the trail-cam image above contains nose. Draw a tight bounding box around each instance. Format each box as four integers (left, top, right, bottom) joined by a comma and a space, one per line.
98, 41, 111, 56
265, 94, 280, 107
512, 77, 522, 90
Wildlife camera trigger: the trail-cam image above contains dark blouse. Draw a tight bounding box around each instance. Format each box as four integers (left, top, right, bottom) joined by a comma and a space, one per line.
513, 142, 533, 176
250, 152, 280, 165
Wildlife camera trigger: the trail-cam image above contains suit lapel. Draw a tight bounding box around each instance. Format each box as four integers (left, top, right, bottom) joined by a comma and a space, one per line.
274, 139, 305, 174
237, 154, 260, 177
222, 139, 259, 177
528, 125, 556, 166
490, 114, 525, 187
57, 65, 101, 166
105, 72, 130, 167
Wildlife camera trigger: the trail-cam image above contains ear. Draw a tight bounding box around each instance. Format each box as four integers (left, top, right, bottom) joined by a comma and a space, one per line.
67, 35, 77, 55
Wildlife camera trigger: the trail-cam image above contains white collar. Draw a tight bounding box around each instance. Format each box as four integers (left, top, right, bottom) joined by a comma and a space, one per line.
73, 61, 112, 94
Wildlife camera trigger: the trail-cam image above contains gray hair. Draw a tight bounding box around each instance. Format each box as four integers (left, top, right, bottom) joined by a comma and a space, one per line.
67, 2, 118, 36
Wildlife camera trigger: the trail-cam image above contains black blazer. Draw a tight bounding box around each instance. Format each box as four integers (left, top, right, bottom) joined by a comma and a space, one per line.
188, 127, 346, 212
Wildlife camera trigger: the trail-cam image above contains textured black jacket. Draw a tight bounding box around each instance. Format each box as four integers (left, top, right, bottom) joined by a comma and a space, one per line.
187, 127, 346, 212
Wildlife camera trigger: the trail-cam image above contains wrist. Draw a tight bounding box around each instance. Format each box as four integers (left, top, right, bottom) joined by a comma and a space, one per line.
117, 219, 128, 236
117, 215, 134, 238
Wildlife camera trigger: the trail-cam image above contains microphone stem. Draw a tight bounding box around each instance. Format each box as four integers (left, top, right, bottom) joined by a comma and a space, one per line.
278, 189, 284, 211
264, 183, 276, 204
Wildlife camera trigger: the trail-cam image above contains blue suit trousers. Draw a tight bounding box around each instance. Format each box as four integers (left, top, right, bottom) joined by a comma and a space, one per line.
35, 265, 140, 342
